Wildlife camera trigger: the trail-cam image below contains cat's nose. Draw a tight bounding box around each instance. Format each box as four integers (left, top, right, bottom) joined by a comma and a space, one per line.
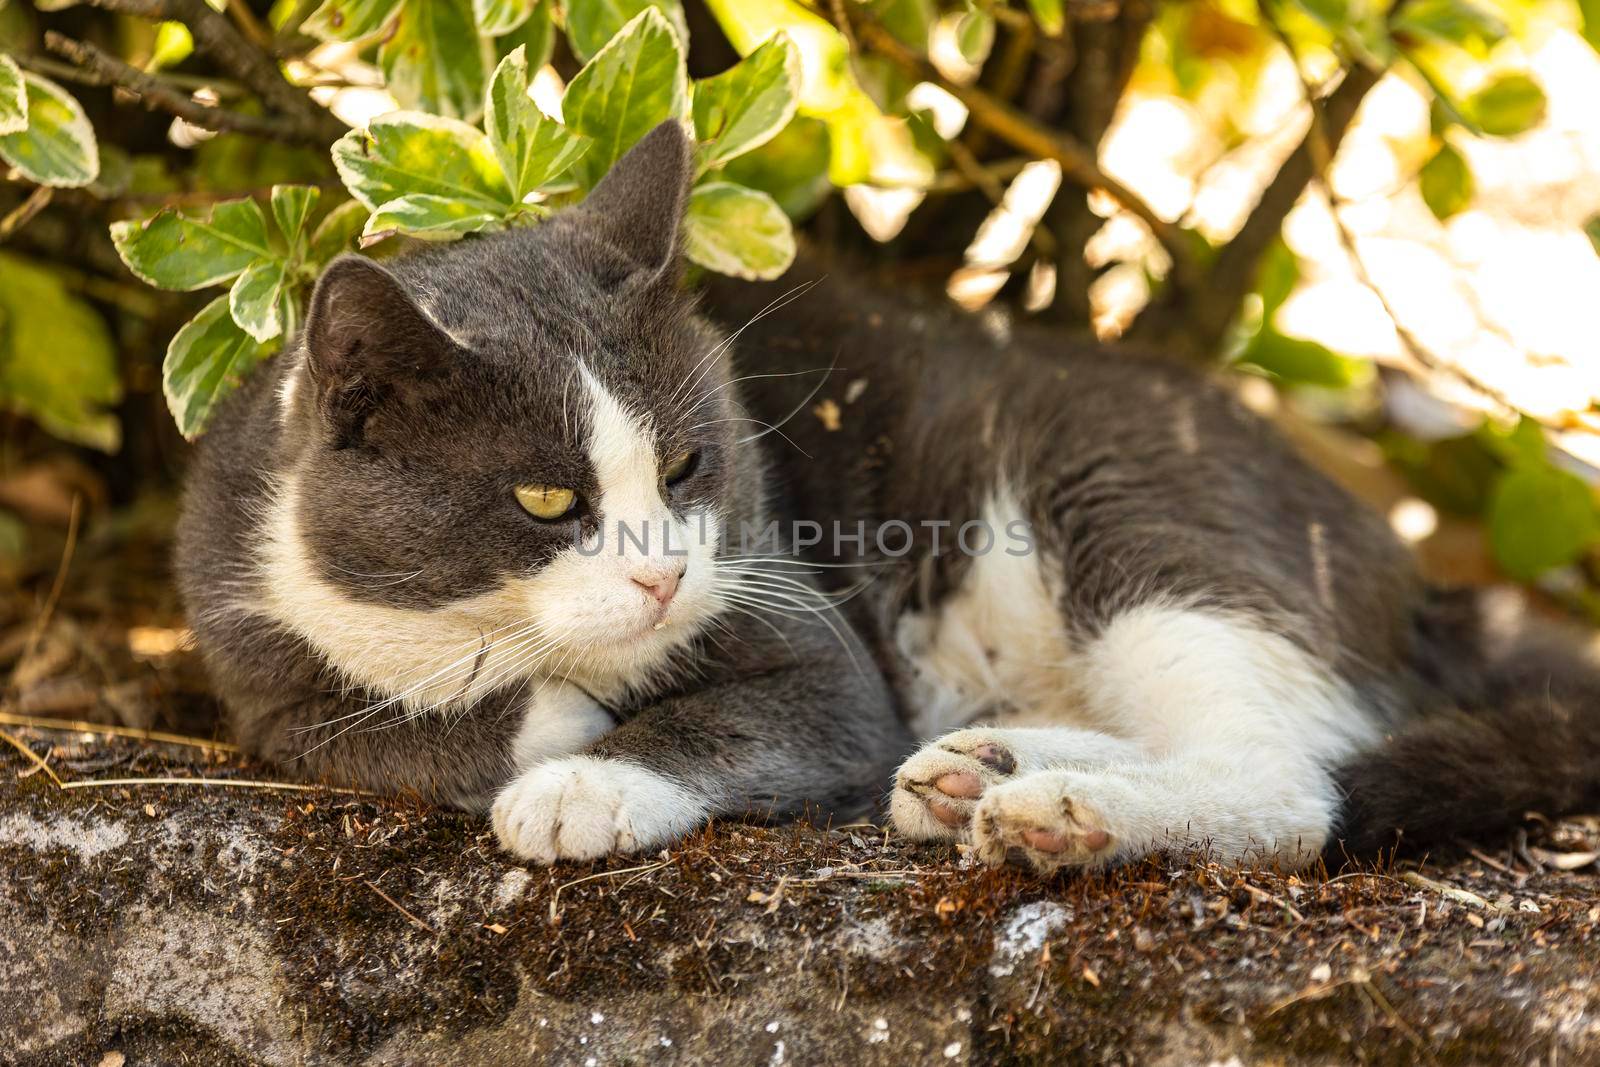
632, 568, 681, 607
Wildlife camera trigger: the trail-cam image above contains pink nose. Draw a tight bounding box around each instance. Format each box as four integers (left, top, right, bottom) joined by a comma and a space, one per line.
632, 570, 680, 607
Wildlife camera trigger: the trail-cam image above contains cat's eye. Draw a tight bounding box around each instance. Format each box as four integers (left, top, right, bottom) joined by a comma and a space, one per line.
662, 451, 697, 485
515, 484, 577, 521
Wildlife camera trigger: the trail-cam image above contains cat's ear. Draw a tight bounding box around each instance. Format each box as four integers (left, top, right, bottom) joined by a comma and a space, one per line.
578, 120, 693, 275
302, 255, 453, 446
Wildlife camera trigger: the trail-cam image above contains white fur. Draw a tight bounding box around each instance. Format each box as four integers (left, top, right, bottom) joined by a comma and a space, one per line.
276, 357, 304, 424
894, 489, 1079, 738
894, 592, 1380, 871
492, 755, 708, 863
251, 371, 726, 713
510, 680, 615, 767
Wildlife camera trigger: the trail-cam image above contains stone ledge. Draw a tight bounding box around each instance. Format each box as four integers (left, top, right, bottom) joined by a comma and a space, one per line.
2, 725, 1598, 1066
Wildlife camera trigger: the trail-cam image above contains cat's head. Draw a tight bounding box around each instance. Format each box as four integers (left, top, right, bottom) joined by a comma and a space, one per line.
264, 122, 754, 705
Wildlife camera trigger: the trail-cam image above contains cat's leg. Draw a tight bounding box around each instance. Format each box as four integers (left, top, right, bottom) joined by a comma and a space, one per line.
492, 629, 906, 864
890, 726, 1140, 842
970, 754, 1337, 872
969, 604, 1376, 873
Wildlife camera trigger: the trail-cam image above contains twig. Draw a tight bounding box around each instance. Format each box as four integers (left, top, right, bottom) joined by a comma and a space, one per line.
226, 0, 274, 49
836, 4, 1198, 295
1128, 60, 1381, 360
1357, 976, 1443, 1067
0, 186, 53, 243
0, 728, 65, 788
364, 879, 441, 936
59, 776, 371, 793
1228, 875, 1307, 923
22, 493, 80, 665
44, 33, 325, 146
12, 52, 247, 100
548, 860, 669, 924
0, 710, 241, 753
1400, 870, 1511, 913
82, 0, 344, 145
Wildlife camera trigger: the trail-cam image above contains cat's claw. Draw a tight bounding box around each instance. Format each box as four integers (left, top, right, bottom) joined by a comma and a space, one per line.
491, 756, 704, 864
890, 730, 1019, 842
970, 770, 1127, 874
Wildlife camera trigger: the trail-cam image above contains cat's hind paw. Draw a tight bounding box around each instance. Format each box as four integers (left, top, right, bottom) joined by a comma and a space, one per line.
890, 730, 1019, 842
970, 770, 1131, 874
491, 756, 705, 864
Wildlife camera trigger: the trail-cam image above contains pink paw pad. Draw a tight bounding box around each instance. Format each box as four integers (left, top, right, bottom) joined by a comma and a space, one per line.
934, 771, 983, 799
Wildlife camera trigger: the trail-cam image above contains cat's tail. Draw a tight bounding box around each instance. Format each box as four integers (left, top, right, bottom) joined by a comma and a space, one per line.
1329, 587, 1600, 857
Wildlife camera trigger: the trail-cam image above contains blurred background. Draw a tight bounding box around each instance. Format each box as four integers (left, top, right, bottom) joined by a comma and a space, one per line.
0, 0, 1598, 733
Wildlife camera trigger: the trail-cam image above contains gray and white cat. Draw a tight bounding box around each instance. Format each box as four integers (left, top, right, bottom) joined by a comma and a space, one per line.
178, 122, 1600, 873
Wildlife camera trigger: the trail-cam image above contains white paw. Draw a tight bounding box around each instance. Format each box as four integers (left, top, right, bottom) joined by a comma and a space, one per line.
971, 770, 1134, 874
491, 756, 705, 864
890, 730, 1020, 843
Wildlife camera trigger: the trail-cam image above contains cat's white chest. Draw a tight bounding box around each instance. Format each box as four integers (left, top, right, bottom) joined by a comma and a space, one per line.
892, 500, 1085, 739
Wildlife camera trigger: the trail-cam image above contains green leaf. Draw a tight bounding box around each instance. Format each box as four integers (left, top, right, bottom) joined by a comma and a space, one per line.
1489, 464, 1599, 580
0, 252, 121, 451
110, 198, 273, 291
1291, 0, 1349, 30
380, 0, 487, 121
870, 0, 935, 46
1582, 0, 1600, 54
164, 295, 276, 439
692, 32, 801, 172
1254, 239, 1301, 321
271, 184, 322, 250
229, 260, 290, 342
1418, 142, 1473, 220
0, 71, 98, 188
955, 9, 994, 66
495, 0, 555, 67
332, 112, 511, 212
1025, 0, 1065, 35
149, 21, 195, 69
563, 7, 689, 188
363, 194, 507, 242
1390, 0, 1507, 55
1465, 72, 1546, 138
1236, 329, 1373, 389
304, 0, 400, 41
1584, 215, 1600, 258
683, 182, 795, 280
1478, 415, 1546, 468
485, 46, 592, 200
722, 113, 832, 220
473, 0, 534, 36
308, 200, 371, 265
565, 0, 686, 62
0, 54, 26, 136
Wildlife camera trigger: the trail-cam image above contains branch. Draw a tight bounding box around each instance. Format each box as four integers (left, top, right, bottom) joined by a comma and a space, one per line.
1126, 60, 1381, 360
0, 186, 53, 244
841, 8, 1201, 297
42, 33, 329, 146
82, 0, 344, 146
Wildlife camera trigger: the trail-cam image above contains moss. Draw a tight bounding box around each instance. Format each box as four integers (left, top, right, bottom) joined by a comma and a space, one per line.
3, 728, 1598, 1066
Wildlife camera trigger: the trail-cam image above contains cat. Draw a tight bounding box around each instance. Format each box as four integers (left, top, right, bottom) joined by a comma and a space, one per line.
178, 121, 1600, 873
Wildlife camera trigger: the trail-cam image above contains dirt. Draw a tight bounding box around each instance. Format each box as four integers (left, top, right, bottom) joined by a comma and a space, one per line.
2, 721, 1598, 1066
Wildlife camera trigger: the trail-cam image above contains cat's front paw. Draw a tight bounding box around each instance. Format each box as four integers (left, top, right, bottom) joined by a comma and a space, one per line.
890, 730, 1020, 842
971, 770, 1132, 874
491, 756, 705, 864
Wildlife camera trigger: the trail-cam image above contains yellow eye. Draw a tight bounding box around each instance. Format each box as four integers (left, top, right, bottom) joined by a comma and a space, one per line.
662, 451, 696, 484
515, 484, 577, 520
